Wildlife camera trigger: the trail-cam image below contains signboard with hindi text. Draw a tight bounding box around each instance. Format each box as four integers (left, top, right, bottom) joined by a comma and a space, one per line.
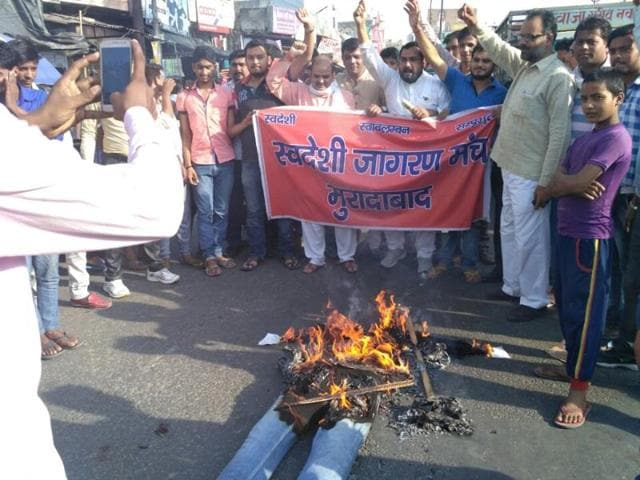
254, 107, 497, 230
196, 0, 234, 33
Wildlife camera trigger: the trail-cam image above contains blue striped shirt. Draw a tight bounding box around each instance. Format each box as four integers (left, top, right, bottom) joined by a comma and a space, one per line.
619, 77, 640, 194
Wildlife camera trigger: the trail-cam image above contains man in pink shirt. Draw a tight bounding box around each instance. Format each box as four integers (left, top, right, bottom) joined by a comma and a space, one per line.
0, 40, 183, 479
266, 15, 359, 274
177, 46, 237, 277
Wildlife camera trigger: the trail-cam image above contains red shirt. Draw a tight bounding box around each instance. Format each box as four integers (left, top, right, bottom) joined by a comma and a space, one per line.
176, 86, 235, 165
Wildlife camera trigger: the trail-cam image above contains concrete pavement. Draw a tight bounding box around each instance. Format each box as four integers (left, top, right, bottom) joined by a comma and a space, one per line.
40, 253, 640, 479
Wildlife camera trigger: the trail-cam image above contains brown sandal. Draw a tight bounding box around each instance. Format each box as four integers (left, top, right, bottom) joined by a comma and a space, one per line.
205, 257, 222, 277
41, 336, 63, 360
341, 260, 358, 273
216, 256, 237, 269
533, 365, 570, 382
240, 256, 262, 272
303, 262, 324, 274
45, 330, 82, 350
282, 256, 301, 270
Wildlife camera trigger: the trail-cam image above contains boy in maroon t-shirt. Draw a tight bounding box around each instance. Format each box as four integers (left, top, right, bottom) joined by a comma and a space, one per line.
547, 69, 631, 428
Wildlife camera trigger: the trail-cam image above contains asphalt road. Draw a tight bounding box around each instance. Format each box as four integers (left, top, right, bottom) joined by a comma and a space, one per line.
40, 248, 640, 480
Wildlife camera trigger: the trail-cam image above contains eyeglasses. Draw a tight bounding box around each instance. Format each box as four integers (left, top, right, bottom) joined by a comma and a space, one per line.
518, 33, 546, 43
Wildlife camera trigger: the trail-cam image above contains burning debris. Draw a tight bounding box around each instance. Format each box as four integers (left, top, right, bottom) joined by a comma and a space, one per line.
388, 397, 474, 437
277, 291, 473, 437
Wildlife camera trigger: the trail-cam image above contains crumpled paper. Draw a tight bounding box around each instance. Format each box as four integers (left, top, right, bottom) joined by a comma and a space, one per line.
490, 346, 511, 359
258, 333, 281, 346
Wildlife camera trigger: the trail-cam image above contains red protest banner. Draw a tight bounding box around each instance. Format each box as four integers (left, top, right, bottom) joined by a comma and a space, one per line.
255, 107, 497, 230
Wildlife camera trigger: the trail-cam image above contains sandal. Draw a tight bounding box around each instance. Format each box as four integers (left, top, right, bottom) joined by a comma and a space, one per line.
180, 254, 203, 268
303, 262, 324, 274
533, 365, 570, 382
554, 402, 592, 429
41, 337, 63, 360
216, 256, 237, 269
341, 260, 358, 273
282, 256, 301, 270
426, 264, 447, 280
463, 269, 482, 284
205, 257, 222, 277
45, 330, 82, 350
240, 256, 262, 272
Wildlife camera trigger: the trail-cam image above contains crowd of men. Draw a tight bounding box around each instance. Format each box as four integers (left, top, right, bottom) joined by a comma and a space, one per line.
1, 0, 640, 473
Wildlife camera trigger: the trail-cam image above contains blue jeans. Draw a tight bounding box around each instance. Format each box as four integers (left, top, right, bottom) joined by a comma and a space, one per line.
435, 229, 479, 271
193, 162, 234, 259
608, 194, 632, 329
218, 397, 370, 480
177, 184, 197, 256
242, 161, 294, 258
623, 212, 640, 340
27, 255, 60, 333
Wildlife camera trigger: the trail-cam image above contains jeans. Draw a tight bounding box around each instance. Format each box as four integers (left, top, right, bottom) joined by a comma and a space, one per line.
622, 211, 640, 341
177, 184, 196, 256
607, 194, 632, 330
27, 255, 60, 333
242, 161, 294, 258
193, 162, 235, 259
102, 152, 127, 280
218, 398, 371, 480
436, 229, 479, 271
227, 160, 245, 251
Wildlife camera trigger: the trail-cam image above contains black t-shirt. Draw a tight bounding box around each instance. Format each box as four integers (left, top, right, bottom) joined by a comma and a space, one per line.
236, 79, 283, 161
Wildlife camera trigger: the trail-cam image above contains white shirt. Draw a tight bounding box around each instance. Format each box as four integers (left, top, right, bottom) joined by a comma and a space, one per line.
360, 41, 450, 117
0, 105, 183, 479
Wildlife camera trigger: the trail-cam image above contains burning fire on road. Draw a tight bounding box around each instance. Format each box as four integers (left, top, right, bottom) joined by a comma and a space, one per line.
276, 291, 474, 437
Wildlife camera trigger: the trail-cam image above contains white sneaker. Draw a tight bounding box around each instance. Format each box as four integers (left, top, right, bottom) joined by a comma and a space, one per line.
147, 268, 180, 285
380, 248, 407, 268
102, 279, 131, 298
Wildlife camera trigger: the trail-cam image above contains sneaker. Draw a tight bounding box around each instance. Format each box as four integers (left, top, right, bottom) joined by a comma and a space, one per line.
70, 292, 112, 310
102, 279, 131, 299
506, 304, 547, 323
380, 248, 406, 268
147, 268, 180, 285
596, 343, 638, 371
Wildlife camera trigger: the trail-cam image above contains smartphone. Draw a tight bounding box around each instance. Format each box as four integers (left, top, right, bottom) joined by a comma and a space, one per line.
99, 39, 132, 112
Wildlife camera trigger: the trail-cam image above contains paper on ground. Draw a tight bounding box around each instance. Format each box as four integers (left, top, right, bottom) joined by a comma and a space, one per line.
490, 346, 511, 359
258, 333, 281, 346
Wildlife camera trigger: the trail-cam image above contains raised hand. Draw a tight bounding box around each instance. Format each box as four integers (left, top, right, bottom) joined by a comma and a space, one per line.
162, 77, 176, 96
287, 40, 308, 61
24, 53, 101, 137
353, 0, 366, 26
110, 40, 156, 121
404, 0, 421, 31
296, 8, 315, 31
457, 3, 478, 27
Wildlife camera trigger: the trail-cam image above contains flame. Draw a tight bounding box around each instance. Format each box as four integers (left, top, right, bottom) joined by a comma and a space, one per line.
329, 379, 351, 409
482, 342, 494, 358
298, 326, 324, 366
420, 320, 430, 338
282, 290, 411, 377
282, 327, 296, 343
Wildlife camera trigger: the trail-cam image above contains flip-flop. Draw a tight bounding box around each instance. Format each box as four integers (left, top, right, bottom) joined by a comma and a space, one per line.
341, 260, 358, 273
533, 365, 570, 382
41, 339, 64, 360
282, 256, 301, 270
554, 402, 592, 429
46, 331, 83, 350
303, 262, 324, 274
205, 258, 222, 277
240, 256, 262, 272
545, 345, 568, 364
